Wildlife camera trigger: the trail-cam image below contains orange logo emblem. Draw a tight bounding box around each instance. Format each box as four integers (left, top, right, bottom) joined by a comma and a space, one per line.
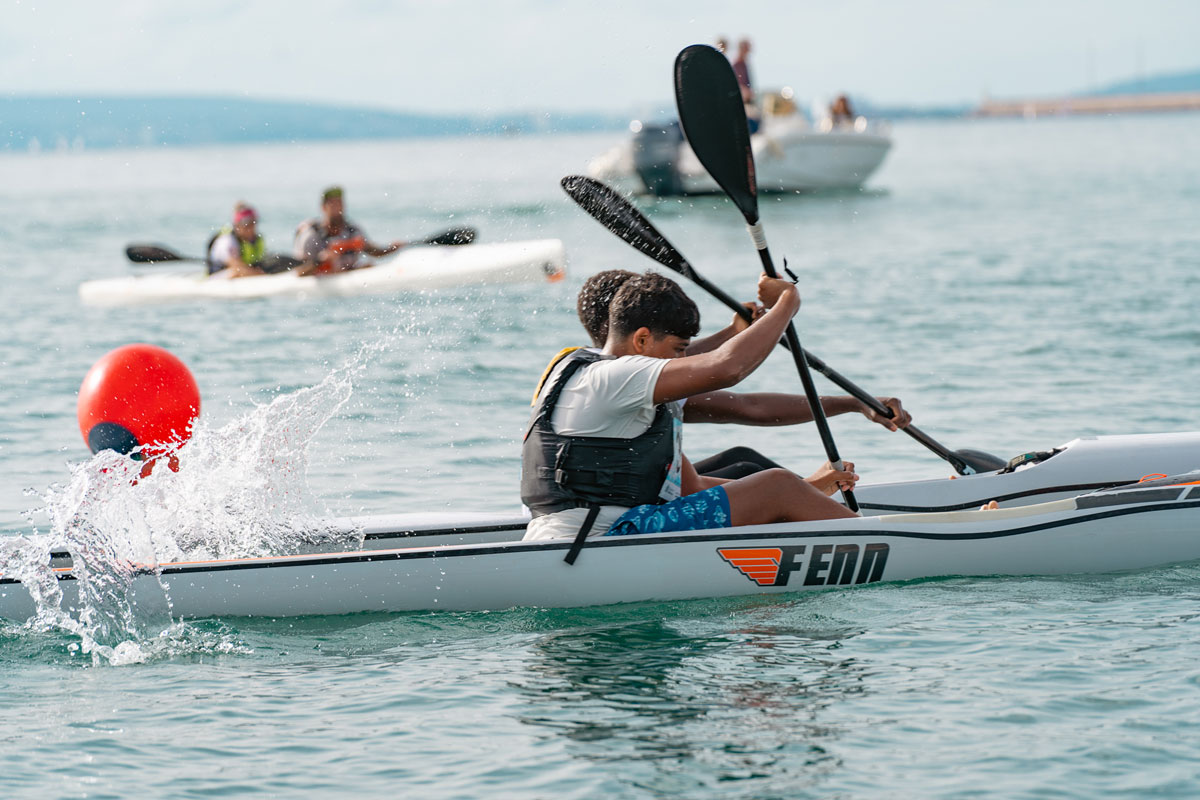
718, 548, 783, 586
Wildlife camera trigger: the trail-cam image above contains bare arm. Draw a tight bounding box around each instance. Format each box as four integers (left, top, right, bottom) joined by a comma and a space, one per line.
684, 325, 739, 356
364, 240, 407, 257
652, 278, 799, 405
683, 392, 860, 425
684, 391, 913, 430
293, 228, 323, 275
226, 254, 264, 279
684, 303, 764, 356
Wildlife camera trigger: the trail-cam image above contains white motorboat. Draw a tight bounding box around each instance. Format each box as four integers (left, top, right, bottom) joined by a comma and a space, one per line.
79, 239, 567, 307
588, 93, 892, 196
3, 432, 1198, 620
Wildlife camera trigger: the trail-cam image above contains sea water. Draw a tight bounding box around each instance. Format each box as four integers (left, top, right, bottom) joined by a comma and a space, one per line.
1, 115, 1199, 798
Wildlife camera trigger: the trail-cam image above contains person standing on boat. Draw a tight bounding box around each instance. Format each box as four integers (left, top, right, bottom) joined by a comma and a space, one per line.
521, 271, 860, 545
293, 186, 407, 275
732, 38, 760, 134
561, 269, 911, 479
206, 203, 267, 279
830, 95, 856, 127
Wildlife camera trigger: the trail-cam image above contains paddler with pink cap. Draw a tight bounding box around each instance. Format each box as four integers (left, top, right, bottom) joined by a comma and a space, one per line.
206, 202, 268, 278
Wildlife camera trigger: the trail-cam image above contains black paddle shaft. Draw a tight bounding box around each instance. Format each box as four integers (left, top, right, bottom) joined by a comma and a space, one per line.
752, 235, 859, 510
674, 44, 859, 510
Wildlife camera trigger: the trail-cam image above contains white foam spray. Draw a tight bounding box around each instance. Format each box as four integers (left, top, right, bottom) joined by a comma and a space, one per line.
2, 343, 386, 664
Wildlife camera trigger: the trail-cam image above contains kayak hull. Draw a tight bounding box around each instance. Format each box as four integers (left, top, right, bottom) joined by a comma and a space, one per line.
4, 483, 1198, 620
5, 432, 1199, 620
678, 128, 893, 194
589, 117, 892, 195
79, 239, 567, 307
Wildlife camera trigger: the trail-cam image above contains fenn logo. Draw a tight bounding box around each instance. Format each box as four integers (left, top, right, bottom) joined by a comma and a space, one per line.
717, 543, 889, 587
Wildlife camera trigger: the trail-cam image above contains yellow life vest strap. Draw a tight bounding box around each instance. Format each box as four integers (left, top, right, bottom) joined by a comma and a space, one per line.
531, 347, 583, 405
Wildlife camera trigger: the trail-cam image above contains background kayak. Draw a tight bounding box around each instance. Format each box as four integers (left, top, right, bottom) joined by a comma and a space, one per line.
79, 238, 567, 306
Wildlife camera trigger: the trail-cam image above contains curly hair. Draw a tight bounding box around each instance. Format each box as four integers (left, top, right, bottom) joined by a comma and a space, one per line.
608, 271, 700, 341
576, 269, 637, 346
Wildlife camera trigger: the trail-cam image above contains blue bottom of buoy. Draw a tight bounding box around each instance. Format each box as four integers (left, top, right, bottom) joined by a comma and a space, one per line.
86, 422, 143, 460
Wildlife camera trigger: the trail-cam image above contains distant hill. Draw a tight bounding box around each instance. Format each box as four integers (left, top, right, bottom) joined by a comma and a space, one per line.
1086, 68, 1200, 97
8, 68, 1198, 152
974, 65, 1200, 118
857, 66, 1200, 120
1, 96, 628, 151
870, 68, 1200, 119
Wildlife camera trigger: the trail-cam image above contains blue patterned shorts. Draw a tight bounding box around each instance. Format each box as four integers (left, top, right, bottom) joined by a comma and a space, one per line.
605, 486, 732, 536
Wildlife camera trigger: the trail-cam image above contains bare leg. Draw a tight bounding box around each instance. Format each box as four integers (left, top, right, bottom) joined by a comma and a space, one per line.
722, 468, 859, 524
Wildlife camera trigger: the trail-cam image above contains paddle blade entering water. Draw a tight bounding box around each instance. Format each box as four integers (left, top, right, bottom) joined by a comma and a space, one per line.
674, 44, 759, 223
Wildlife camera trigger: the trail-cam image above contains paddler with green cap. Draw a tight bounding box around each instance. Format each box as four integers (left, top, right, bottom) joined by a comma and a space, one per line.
293, 186, 408, 275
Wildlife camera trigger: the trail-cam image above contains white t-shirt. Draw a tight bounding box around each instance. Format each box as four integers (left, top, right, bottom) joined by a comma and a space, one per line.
207, 232, 240, 274
523, 355, 682, 541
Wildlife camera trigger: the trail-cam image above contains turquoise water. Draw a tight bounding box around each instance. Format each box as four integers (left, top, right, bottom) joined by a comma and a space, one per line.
2, 115, 1199, 797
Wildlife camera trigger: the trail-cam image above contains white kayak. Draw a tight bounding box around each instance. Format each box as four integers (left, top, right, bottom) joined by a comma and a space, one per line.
79, 239, 567, 307
3, 432, 1198, 620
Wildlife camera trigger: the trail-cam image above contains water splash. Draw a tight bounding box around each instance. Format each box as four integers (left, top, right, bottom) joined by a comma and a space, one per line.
2, 345, 382, 664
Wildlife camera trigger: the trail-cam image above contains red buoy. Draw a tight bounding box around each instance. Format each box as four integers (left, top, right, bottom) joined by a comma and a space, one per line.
77, 344, 201, 461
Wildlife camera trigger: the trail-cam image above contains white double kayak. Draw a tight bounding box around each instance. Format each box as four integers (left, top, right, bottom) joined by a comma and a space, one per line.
79, 239, 567, 307
2, 432, 1198, 620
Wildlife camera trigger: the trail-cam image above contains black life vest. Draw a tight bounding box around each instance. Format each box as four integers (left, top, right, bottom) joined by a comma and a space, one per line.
520, 349, 677, 518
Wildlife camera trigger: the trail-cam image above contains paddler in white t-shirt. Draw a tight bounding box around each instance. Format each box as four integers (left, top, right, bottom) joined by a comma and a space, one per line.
521, 271, 860, 545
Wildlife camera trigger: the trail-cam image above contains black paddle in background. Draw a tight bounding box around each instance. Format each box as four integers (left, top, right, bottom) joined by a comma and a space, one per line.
125, 226, 479, 266
124, 245, 302, 273
125, 244, 203, 264
675, 44, 860, 510
422, 227, 476, 246
560, 175, 1004, 476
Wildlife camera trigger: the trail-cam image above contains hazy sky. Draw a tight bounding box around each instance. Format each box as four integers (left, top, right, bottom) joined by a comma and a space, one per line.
3, 0, 1197, 113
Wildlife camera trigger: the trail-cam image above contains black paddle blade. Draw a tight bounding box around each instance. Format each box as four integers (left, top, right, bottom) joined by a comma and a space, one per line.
953, 448, 1009, 474
258, 254, 303, 274
560, 176, 695, 279
126, 244, 188, 263
424, 227, 476, 246
674, 44, 759, 224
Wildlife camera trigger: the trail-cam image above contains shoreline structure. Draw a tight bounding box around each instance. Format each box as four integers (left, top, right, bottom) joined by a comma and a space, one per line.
975, 91, 1200, 118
